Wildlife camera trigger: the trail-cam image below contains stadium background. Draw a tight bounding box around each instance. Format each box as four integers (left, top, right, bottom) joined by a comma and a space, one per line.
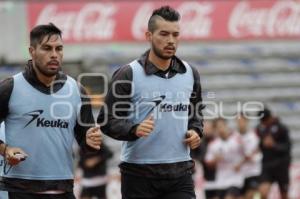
0, 0, 300, 198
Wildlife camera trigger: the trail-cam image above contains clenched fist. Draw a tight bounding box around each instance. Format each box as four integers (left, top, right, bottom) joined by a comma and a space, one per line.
5, 146, 28, 166
86, 126, 102, 150
184, 130, 201, 149
135, 115, 154, 137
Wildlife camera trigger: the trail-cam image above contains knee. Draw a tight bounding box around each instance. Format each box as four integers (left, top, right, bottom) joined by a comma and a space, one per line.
259, 183, 270, 199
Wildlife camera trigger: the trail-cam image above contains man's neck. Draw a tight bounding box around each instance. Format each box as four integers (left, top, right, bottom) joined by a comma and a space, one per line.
32, 64, 55, 87
148, 50, 171, 71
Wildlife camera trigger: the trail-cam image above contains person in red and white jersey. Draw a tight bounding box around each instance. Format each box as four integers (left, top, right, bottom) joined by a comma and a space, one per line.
192, 120, 218, 199
235, 113, 262, 199
205, 118, 244, 199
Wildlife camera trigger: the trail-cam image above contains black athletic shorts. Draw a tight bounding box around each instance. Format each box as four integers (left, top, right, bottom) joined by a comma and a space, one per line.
205, 189, 219, 199
242, 175, 260, 194
8, 192, 75, 199
81, 185, 106, 199
121, 173, 196, 199
219, 186, 241, 199
260, 163, 289, 193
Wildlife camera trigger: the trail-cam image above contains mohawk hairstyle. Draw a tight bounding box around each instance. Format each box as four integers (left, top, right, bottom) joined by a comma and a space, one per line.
148, 5, 180, 33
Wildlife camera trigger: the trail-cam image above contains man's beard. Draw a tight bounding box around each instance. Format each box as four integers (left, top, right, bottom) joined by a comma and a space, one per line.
35, 62, 60, 77
152, 43, 174, 60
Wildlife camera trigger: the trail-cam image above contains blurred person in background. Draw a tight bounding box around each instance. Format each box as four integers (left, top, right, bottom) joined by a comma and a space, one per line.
0, 123, 8, 199
98, 5, 204, 199
235, 113, 262, 199
0, 23, 102, 199
79, 142, 113, 199
191, 120, 219, 199
205, 118, 244, 199
256, 107, 291, 199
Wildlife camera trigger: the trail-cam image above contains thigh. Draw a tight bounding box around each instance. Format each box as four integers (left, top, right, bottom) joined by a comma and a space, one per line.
162, 175, 195, 199
275, 167, 289, 194
121, 174, 159, 199
163, 192, 196, 199
259, 182, 272, 198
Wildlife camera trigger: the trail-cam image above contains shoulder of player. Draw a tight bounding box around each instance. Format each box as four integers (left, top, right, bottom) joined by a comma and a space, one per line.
0, 77, 13, 90
0, 77, 14, 99
111, 64, 133, 82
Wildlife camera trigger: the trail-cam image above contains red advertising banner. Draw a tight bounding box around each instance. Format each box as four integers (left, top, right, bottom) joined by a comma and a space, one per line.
27, 0, 300, 43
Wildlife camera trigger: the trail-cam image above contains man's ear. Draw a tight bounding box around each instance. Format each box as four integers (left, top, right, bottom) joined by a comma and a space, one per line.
29, 46, 35, 58
145, 31, 152, 42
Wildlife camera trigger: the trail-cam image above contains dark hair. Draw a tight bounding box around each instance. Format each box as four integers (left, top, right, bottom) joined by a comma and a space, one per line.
148, 5, 180, 32
30, 23, 62, 47
257, 107, 272, 122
